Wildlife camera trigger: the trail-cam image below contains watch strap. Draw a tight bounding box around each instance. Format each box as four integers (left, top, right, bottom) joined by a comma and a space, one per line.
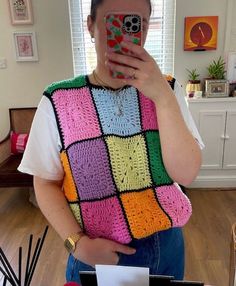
70, 232, 85, 243
64, 231, 85, 253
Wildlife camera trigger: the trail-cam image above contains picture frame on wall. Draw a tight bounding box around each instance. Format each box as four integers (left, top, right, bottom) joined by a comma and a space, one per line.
13, 32, 38, 62
8, 0, 33, 25
205, 79, 229, 98
227, 52, 236, 83
184, 16, 218, 51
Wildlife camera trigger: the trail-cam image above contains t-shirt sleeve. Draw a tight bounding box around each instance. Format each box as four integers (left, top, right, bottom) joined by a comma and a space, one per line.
174, 80, 205, 149
18, 96, 64, 180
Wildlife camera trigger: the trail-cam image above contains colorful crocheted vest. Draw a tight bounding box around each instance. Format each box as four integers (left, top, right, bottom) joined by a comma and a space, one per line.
44, 75, 192, 244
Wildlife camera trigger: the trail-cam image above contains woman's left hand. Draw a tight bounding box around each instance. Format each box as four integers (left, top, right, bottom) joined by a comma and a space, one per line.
105, 41, 173, 103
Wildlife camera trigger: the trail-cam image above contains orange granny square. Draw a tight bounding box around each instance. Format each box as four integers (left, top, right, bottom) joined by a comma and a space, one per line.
121, 189, 171, 238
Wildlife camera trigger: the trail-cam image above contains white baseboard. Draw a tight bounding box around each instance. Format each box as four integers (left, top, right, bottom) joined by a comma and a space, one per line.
188, 176, 236, 188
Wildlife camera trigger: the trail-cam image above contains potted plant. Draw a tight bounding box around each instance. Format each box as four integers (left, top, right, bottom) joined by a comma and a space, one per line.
205, 56, 229, 98
186, 68, 201, 96
13, 0, 26, 16
207, 56, 226, 80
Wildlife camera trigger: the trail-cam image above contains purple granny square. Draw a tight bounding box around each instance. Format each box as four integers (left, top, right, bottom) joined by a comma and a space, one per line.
67, 138, 116, 200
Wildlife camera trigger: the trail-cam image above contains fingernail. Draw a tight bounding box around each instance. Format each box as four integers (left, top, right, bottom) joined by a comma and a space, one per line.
105, 60, 112, 67
106, 52, 112, 59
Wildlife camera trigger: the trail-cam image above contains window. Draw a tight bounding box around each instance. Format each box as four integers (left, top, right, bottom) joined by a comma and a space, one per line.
68, 0, 176, 76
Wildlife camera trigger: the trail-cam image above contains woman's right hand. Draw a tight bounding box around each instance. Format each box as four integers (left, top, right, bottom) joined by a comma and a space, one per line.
73, 236, 136, 267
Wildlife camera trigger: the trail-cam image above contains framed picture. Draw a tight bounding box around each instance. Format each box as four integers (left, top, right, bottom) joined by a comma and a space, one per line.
184, 16, 218, 51
13, 32, 38, 62
8, 0, 33, 25
226, 52, 236, 83
205, 79, 229, 98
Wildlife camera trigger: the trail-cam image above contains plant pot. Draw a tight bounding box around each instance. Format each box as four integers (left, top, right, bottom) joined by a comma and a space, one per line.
15, 6, 26, 16
186, 80, 201, 94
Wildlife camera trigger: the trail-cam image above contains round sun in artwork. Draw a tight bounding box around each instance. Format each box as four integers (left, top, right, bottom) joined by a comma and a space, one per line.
190, 22, 213, 46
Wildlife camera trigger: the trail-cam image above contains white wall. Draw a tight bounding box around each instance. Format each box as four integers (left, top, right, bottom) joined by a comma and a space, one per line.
229, 0, 236, 50
174, 0, 234, 86
0, 0, 73, 141
0, 0, 236, 140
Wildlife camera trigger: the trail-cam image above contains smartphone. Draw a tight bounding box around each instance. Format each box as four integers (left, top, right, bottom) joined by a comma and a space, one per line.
170, 281, 204, 286
105, 12, 142, 79
79, 271, 97, 286
149, 274, 173, 286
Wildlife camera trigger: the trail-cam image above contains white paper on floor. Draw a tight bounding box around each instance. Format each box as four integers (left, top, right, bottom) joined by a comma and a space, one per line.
95, 265, 149, 286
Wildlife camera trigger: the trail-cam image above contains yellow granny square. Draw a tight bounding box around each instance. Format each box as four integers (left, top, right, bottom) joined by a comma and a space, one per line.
70, 203, 83, 228
106, 135, 152, 191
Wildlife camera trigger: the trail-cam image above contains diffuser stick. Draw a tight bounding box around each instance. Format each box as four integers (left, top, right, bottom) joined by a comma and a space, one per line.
18, 247, 22, 286
26, 226, 48, 286
24, 235, 33, 286
0, 251, 18, 286
0, 265, 17, 286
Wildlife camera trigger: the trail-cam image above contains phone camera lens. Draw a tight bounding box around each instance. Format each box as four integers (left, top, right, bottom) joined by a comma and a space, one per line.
132, 25, 138, 32
132, 17, 138, 24
125, 21, 132, 27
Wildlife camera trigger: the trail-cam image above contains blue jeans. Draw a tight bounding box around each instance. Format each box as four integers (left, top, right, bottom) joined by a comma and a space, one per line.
66, 228, 184, 283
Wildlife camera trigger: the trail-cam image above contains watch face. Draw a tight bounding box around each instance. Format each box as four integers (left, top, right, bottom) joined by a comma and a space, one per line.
64, 238, 75, 253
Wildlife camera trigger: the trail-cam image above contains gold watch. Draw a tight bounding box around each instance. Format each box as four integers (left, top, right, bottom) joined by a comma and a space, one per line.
64, 231, 85, 253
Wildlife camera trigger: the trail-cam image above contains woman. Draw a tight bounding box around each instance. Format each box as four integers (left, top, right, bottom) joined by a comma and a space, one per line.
19, 0, 203, 283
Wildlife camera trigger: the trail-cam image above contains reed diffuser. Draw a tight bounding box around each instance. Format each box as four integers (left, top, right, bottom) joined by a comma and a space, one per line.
0, 226, 48, 286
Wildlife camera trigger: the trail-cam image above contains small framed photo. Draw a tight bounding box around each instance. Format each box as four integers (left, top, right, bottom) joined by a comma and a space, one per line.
13, 32, 38, 62
227, 52, 236, 83
8, 0, 33, 25
205, 79, 229, 98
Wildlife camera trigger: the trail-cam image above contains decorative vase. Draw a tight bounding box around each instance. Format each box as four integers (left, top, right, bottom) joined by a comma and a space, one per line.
13, 0, 26, 16
186, 80, 201, 95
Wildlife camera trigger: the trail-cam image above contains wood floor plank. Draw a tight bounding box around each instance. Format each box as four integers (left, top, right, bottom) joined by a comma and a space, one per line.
184, 189, 236, 286
0, 188, 67, 286
0, 187, 235, 286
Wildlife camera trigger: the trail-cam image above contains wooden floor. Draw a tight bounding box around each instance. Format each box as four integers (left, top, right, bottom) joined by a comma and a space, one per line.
184, 188, 236, 286
0, 187, 235, 286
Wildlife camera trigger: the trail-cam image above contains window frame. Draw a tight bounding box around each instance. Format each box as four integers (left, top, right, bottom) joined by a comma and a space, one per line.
68, 0, 176, 76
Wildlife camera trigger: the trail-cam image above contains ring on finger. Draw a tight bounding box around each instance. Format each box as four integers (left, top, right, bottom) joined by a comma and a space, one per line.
131, 69, 136, 79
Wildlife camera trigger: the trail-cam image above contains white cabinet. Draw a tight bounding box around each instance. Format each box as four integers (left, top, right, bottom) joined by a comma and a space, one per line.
188, 97, 236, 188
224, 111, 236, 169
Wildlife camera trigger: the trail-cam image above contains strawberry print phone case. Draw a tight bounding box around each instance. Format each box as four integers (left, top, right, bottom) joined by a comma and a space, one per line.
105, 12, 142, 79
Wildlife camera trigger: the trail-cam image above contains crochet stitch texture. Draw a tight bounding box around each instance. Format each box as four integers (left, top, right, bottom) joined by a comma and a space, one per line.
44, 75, 192, 244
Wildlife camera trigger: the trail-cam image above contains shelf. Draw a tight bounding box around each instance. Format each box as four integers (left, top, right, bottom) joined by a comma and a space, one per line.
188, 97, 236, 103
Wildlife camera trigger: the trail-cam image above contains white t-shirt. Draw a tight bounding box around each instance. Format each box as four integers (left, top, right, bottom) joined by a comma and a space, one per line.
18, 81, 204, 181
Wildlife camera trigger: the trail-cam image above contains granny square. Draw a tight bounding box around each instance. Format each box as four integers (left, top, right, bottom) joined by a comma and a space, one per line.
81, 197, 131, 243
92, 87, 141, 136
69, 203, 83, 228
155, 184, 192, 227
52, 87, 102, 148
61, 151, 79, 202
139, 92, 158, 131
106, 134, 152, 191
120, 189, 171, 238
145, 131, 173, 186
67, 139, 116, 200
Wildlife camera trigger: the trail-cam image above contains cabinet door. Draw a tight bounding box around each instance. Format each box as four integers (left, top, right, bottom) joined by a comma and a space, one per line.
223, 111, 236, 169
199, 110, 226, 169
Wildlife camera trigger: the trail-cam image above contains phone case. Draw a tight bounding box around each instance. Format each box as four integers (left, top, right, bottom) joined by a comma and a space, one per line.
105, 12, 142, 79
